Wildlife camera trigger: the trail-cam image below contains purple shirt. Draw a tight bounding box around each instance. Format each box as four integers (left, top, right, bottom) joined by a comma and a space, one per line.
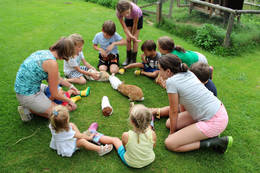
117, 2, 142, 19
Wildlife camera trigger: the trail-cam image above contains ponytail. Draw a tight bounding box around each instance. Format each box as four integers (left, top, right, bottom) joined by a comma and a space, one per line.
159, 54, 188, 74
158, 36, 186, 53
175, 45, 186, 53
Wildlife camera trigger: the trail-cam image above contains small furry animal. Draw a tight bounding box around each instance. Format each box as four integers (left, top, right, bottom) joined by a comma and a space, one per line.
117, 83, 144, 101
102, 107, 113, 116
85, 69, 110, 82
101, 96, 113, 116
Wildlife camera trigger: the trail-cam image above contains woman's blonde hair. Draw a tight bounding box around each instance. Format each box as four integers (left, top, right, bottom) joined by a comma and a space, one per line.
50, 105, 70, 133
49, 37, 76, 61
129, 104, 152, 143
69, 33, 84, 45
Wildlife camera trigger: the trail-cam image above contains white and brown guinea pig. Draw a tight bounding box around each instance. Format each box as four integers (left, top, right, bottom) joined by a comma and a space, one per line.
117, 83, 144, 101
101, 96, 113, 116
85, 69, 110, 82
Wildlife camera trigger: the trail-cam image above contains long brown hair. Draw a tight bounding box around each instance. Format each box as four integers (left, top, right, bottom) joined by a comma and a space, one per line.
158, 36, 185, 53
49, 37, 76, 61
117, 0, 132, 14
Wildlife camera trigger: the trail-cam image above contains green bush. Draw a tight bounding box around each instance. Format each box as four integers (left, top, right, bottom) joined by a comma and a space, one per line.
85, 0, 118, 9
194, 24, 225, 51
157, 18, 197, 40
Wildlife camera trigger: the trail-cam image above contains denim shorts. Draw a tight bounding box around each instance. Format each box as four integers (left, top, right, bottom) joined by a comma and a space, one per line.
117, 145, 128, 166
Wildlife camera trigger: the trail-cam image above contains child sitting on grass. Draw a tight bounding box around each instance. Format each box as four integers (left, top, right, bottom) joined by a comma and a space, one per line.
44, 84, 90, 111
64, 33, 100, 84
85, 104, 156, 168
93, 20, 126, 75
119, 40, 161, 79
49, 105, 113, 157
190, 62, 217, 97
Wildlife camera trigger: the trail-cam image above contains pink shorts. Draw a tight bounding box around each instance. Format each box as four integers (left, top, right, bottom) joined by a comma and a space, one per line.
196, 104, 228, 138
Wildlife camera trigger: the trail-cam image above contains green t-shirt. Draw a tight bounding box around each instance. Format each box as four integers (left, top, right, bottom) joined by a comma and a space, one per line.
171, 50, 198, 67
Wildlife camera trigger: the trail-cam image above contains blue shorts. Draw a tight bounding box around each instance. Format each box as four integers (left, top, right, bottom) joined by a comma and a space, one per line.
117, 145, 128, 166
143, 63, 159, 73
44, 86, 63, 105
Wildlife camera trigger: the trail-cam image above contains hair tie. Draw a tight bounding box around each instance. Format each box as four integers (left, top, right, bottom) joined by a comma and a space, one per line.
180, 63, 183, 69
53, 110, 58, 117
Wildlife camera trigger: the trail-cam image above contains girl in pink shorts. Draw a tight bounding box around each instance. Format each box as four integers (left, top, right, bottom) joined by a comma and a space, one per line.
158, 54, 233, 153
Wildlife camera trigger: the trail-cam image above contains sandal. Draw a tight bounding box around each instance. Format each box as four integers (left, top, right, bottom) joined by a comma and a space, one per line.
98, 144, 113, 156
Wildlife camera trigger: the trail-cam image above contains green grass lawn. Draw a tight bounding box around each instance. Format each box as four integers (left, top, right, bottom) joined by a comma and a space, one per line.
0, 0, 259, 172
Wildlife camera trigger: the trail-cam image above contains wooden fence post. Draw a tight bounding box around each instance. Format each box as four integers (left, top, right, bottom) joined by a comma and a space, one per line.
168, 0, 174, 18
157, 0, 162, 23
223, 13, 235, 48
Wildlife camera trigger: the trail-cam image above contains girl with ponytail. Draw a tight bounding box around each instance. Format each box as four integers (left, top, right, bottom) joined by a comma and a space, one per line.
91, 104, 156, 168
157, 54, 233, 153
157, 36, 208, 67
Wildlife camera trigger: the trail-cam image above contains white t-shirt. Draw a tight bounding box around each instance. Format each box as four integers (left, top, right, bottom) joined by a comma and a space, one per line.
49, 124, 77, 157
166, 71, 221, 121
64, 51, 84, 75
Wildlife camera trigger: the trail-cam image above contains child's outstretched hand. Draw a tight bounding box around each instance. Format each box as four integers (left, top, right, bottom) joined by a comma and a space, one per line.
91, 72, 100, 80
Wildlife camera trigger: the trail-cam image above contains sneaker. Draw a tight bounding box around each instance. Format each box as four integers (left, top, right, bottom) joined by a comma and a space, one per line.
98, 144, 113, 156
88, 122, 98, 133
134, 70, 141, 76
118, 68, 125, 75
18, 106, 32, 122
214, 136, 233, 153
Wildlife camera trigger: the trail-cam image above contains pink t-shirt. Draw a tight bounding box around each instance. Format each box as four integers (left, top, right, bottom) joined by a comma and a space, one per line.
117, 2, 142, 19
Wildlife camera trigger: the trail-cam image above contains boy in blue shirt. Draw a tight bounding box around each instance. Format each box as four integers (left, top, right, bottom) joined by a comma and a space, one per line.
93, 20, 126, 75
119, 40, 161, 79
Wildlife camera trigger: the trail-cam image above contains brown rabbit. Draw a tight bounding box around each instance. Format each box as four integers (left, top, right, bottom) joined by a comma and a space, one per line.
117, 83, 144, 101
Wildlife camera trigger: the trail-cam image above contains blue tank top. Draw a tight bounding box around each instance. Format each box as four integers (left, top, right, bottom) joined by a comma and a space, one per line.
15, 50, 56, 95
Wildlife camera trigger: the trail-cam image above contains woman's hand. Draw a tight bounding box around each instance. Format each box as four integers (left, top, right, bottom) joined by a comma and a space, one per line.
68, 100, 77, 111
70, 85, 80, 95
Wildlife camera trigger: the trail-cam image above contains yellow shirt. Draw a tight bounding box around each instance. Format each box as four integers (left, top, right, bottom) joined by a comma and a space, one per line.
124, 129, 155, 168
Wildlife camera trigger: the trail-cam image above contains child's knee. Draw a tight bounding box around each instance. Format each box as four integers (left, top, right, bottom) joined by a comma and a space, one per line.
99, 65, 107, 72
110, 65, 119, 73
78, 77, 86, 84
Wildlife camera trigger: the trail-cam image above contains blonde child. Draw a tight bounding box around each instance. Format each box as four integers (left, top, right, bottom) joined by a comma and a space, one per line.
86, 104, 156, 168
119, 40, 161, 79
49, 105, 113, 157
116, 0, 143, 65
64, 33, 99, 84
